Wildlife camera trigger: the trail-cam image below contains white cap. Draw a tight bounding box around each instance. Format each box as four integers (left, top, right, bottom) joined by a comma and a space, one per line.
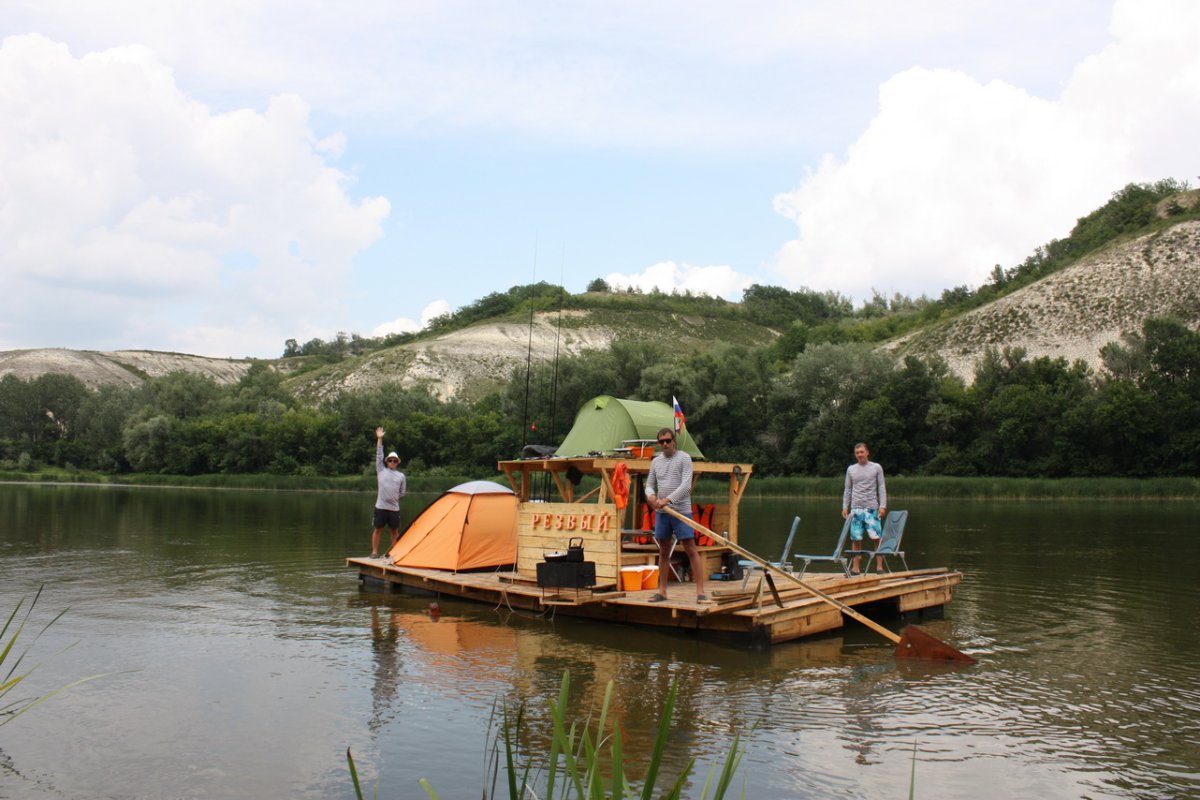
386, 452, 400, 461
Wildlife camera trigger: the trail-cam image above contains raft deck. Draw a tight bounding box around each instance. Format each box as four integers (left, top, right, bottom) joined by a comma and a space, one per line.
348, 557, 961, 645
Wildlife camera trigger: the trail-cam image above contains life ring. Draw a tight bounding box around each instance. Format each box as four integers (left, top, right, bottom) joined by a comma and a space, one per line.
612, 462, 630, 510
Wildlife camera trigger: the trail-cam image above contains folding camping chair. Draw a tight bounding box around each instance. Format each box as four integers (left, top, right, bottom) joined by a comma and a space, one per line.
793, 515, 852, 577
739, 516, 801, 586
845, 509, 909, 574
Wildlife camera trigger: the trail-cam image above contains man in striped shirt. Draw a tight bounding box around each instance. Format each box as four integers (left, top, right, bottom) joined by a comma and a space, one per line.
645, 427, 708, 603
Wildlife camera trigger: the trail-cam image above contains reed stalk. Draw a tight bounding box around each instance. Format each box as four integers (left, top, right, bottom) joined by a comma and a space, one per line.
348, 669, 747, 799
2, 586, 105, 728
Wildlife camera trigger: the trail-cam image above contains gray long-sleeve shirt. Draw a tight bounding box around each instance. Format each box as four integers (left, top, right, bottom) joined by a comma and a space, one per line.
645, 450, 694, 513
375, 443, 407, 511
843, 461, 886, 510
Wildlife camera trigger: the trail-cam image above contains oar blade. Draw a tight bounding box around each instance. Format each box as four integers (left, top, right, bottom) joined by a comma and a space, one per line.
894, 625, 976, 664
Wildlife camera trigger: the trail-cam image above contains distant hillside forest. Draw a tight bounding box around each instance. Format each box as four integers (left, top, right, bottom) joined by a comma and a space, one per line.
2, 180, 1198, 480
283, 179, 1196, 367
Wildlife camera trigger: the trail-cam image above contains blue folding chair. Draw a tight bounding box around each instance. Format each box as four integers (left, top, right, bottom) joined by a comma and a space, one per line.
845, 510, 909, 574
739, 516, 801, 585
793, 515, 852, 577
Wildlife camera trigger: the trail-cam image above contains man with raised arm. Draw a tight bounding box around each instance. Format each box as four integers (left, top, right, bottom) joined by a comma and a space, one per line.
371, 426, 407, 559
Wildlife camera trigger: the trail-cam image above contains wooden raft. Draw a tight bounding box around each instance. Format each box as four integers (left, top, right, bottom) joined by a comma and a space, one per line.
348, 557, 962, 645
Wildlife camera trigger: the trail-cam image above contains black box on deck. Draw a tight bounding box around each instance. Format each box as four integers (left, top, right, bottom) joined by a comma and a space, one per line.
536, 560, 596, 589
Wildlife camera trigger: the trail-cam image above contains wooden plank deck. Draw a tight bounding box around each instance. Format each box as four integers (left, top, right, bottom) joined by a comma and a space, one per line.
347, 557, 961, 645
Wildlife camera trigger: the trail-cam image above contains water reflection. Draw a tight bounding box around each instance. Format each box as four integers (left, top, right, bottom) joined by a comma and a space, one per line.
1, 485, 1198, 799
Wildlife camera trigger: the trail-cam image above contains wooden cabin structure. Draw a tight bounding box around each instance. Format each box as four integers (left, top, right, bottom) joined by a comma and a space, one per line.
348, 454, 962, 646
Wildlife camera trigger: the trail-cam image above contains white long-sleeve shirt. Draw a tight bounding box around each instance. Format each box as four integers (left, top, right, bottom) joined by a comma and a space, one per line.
843, 461, 886, 510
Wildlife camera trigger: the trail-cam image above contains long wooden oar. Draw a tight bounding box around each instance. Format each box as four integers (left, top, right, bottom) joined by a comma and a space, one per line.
661, 507, 975, 664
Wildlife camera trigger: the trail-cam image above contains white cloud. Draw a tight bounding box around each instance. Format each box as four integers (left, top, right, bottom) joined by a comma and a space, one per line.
2, 0, 1112, 153
605, 261, 755, 299
771, 0, 1200, 302
0, 34, 389, 357
371, 300, 451, 337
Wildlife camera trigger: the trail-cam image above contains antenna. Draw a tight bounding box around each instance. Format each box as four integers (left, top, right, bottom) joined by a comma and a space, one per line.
548, 244, 566, 442
520, 236, 538, 450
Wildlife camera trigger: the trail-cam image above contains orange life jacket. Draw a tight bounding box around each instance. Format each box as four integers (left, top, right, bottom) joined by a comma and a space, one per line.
612, 462, 630, 510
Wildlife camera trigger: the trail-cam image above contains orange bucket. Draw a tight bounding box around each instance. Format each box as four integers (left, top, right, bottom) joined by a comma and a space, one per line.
620, 567, 642, 592
640, 565, 660, 589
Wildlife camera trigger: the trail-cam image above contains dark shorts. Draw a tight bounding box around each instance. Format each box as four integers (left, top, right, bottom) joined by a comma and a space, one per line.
373, 508, 400, 531
653, 510, 695, 542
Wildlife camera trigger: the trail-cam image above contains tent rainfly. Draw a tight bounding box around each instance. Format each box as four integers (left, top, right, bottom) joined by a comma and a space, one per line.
386, 481, 518, 571
554, 395, 704, 459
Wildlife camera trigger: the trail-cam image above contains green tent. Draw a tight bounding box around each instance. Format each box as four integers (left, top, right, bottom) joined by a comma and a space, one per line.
554, 396, 704, 459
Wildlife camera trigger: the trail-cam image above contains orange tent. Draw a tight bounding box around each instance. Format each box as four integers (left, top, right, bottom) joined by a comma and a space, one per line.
386, 481, 518, 571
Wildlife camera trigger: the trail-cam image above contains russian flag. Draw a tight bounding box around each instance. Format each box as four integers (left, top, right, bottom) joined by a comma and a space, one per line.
672, 396, 686, 434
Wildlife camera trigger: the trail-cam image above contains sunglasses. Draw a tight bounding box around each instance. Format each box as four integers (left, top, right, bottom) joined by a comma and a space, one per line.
657, 438, 674, 445
386, 458, 399, 463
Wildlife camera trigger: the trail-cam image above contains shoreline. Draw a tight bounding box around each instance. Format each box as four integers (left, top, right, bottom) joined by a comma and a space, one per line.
3, 472, 1197, 499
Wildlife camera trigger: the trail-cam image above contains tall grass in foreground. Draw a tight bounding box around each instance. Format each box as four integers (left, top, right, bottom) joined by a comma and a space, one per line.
348, 670, 746, 799
1, 587, 101, 727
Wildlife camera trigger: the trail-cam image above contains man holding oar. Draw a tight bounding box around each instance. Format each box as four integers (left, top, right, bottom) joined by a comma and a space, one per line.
645, 427, 708, 603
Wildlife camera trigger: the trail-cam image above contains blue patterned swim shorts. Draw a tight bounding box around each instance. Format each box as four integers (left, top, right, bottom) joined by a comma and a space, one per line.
848, 508, 882, 542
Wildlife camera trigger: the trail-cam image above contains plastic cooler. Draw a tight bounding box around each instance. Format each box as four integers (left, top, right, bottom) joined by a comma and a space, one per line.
620, 567, 642, 591
640, 565, 659, 588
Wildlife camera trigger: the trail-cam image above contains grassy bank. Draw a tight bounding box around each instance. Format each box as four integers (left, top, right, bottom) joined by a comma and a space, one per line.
0, 469, 477, 494
744, 475, 1200, 499
3, 470, 1198, 499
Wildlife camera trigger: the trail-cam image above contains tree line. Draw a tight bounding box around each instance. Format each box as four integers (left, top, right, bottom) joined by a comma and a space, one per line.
1, 316, 1196, 479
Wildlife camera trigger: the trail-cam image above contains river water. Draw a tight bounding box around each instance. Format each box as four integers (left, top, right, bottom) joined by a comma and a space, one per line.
0, 484, 1196, 799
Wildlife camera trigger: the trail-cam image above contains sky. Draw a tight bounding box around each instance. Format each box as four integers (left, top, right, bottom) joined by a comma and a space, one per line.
1, 0, 1197, 359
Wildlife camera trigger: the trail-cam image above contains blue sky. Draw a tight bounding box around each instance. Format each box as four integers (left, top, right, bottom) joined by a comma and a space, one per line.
1, 0, 1197, 358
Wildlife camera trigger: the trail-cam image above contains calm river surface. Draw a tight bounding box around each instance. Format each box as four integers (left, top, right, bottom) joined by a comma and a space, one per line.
1, 484, 1197, 799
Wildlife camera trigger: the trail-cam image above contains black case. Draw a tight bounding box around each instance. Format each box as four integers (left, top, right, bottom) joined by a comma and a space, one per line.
536, 560, 596, 588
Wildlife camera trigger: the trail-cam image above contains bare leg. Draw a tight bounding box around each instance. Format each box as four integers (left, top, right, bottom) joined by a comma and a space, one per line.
850, 540, 862, 574
390, 527, 401, 547
656, 538, 672, 597
681, 539, 706, 598
371, 527, 383, 557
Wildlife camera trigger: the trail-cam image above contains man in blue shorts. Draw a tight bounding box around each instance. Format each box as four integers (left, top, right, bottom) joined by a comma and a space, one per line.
645, 427, 708, 603
842, 441, 887, 575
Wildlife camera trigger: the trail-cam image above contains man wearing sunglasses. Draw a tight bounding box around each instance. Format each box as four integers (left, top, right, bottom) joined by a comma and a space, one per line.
371, 425, 407, 559
645, 427, 708, 603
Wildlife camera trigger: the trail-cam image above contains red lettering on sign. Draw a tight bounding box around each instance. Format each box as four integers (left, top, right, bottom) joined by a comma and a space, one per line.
565, 515, 576, 530
531, 513, 541, 527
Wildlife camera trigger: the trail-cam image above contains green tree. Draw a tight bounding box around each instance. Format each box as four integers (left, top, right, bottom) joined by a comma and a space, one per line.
74, 385, 139, 471
141, 371, 221, 419
966, 348, 1093, 476
122, 414, 175, 473
767, 343, 896, 475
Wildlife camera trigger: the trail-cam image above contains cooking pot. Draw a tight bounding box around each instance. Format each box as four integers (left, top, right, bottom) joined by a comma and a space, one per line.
544, 537, 585, 563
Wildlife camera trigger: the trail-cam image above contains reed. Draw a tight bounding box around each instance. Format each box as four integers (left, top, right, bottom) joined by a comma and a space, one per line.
744, 475, 1200, 499
13, 469, 1194, 499
348, 670, 746, 799
1, 587, 104, 728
